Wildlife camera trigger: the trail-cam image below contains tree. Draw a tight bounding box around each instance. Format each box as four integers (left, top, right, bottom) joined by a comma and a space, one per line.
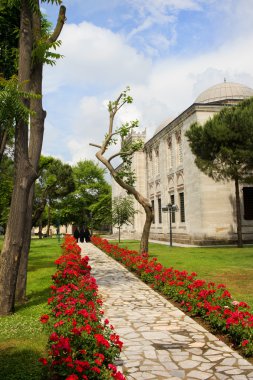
16, 4, 66, 303
0, 0, 66, 314
185, 97, 253, 247
72, 160, 111, 228
90, 88, 153, 254
112, 196, 136, 243
32, 156, 75, 230
89, 191, 112, 232
56, 160, 111, 230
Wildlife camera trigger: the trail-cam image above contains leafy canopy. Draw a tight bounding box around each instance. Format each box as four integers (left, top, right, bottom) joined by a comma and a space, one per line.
185, 97, 253, 183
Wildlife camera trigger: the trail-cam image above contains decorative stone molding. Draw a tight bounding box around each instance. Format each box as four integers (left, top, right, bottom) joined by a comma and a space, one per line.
176, 170, 184, 189
166, 135, 172, 147
175, 129, 181, 142
154, 144, 159, 156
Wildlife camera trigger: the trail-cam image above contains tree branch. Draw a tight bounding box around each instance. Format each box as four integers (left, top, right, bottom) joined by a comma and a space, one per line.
89, 143, 102, 149
108, 150, 135, 163
47, 5, 66, 44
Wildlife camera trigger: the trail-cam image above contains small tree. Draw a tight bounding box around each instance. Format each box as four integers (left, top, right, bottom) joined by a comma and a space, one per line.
90, 88, 153, 253
112, 196, 136, 243
32, 156, 75, 229
185, 97, 253, 247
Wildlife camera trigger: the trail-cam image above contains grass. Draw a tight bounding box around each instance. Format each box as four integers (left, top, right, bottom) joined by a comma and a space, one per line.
112, 240, 253, 309
0, 238, 61, 380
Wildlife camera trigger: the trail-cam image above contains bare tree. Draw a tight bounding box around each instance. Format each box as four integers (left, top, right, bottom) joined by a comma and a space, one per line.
90, 88, 153, 253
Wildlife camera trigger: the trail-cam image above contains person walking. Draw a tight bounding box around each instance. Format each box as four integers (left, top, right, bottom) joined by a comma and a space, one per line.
79, 227, 85, 243
73, 227, 80, 242
84, 227, 91, 242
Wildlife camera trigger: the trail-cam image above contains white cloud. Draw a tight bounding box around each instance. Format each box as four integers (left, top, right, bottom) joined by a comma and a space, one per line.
44, 22, 152, 94
42, 1, 253, 164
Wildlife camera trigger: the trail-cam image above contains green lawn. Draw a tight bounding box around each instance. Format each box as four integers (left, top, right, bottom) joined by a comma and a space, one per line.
0, 238, 61, 380
113, 240, 253, 309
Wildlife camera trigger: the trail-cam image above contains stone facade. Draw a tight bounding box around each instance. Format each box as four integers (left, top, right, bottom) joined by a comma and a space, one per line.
112, 82, 253, 244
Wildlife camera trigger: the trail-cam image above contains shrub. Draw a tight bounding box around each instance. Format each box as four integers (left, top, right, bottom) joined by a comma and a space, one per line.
39, 235, 125, 380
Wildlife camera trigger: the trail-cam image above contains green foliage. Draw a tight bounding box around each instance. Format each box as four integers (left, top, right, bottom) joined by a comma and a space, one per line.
0, 75, 38, 126
89, 192, 112, 228
0, 3, 19, 79
99, 88, 145, 188
0, 156, 14, 228
32, 13, 64, 67
185, 97, 253, 182
54, 160, 111, 230
107, 86, 133, 113
112, 196, 136, 228
33, 156, 75, 227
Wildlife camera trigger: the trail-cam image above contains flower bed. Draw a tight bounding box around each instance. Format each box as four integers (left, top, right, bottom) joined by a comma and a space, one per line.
92, 235, 253, 357
39, 235, 125, 380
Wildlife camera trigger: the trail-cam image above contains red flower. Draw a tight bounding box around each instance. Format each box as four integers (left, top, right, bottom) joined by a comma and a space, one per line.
40, 314, 49, 324
242, 340, 249, 346
38, 357, 48, 366
49, 332, 59, 341
94, 334, 110, 348
66, 375, 78, 380
91, 366, 101, 374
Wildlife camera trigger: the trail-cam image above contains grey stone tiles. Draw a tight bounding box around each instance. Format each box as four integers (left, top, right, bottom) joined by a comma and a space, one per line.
80, 242, 253, 379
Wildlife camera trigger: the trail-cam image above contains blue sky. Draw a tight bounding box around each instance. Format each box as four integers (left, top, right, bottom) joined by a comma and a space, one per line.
41, 0, 253, 164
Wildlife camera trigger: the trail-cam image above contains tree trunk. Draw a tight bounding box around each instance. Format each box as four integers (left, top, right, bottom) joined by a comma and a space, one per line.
118, 226, 121, 243
0, 1, 36, 315
32, 198, 47, 226
235, 177, 243, 248
0, 123, 36, 314
0, 129, 8, 164
47, 202, 51, 236
15, 2, 66, 306
15, 7, 46, 303
95, 152, 153, 254
15, 184, 35, 303
38, 220, 43, 239
139, 204, 153, 253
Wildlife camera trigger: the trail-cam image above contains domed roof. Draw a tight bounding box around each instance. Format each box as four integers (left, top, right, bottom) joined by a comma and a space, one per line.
153, 117, 174, 136
195, 81, 253, 104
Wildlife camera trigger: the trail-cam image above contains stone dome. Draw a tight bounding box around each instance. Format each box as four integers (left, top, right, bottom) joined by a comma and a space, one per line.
153, 117, 174, 136
195, 81, 253, 104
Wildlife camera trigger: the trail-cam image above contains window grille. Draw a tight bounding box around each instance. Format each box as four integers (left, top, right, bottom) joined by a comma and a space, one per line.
243, 187, 253, 220
179, 192, 185, 222
158, 198, 162, 224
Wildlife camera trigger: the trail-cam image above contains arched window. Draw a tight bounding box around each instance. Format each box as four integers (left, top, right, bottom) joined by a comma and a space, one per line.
167, 137, 173, 170
147, 150, 153, 179
154, 145, 160, 175
176, 131, 183, 166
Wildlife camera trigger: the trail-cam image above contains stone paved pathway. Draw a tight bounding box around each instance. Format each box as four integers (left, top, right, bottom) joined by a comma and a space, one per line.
79, 242, 253, 380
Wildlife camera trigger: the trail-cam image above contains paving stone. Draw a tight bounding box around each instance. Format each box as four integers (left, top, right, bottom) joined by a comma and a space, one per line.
169, 369, 186, 378
187, 370, 212, 379
179, 359, 200, 369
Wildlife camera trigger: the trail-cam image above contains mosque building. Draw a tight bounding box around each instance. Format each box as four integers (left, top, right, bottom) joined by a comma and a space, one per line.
112, 81, 253, 245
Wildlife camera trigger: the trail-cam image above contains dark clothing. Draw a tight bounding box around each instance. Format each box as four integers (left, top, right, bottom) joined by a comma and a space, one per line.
73, 228, 80, 242
84, 228, 91, 242
79, 228, 85, 243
